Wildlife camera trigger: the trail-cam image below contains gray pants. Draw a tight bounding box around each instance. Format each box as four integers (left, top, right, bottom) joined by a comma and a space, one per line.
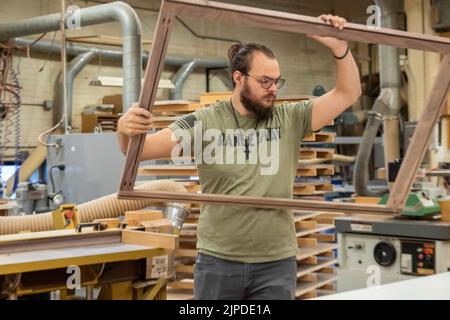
194, 252, 297, 300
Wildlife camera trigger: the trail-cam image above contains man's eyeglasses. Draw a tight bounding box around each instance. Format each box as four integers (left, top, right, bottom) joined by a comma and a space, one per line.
242, 73, 286, 89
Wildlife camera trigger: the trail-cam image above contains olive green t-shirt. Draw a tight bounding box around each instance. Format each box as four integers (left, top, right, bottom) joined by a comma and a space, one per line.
168, 99, 314, 263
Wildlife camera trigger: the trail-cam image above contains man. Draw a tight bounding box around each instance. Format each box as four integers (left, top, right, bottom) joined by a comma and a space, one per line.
117, 14, 361, 300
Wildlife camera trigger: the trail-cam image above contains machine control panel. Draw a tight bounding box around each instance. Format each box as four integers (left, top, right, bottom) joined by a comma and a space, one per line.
401, 240, 435, 276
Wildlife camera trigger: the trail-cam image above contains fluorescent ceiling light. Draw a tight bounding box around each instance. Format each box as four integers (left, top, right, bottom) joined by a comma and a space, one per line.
89, 76, 175, 89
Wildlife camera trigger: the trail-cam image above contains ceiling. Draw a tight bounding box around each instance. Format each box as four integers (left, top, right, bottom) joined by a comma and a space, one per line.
215, 0, 378, 24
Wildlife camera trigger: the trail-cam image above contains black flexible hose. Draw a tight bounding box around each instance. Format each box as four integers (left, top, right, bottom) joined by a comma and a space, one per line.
49, 162, 65, 194
353, 93, 390, 197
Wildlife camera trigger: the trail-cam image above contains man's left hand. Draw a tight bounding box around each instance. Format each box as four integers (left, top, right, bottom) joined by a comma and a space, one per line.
308, 14, 348, 57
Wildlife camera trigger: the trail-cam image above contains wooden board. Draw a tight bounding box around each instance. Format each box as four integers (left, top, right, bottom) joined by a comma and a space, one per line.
140, 218, 172, 228
354, 196, 382, 204
0, 228, 103, 243
296, 224, 335, 238
314, 288, 336, 298
151, 116, 180, 128
125, 210, 165, 223
309, 233, 336, 242
293, 182, 333, 195
296, 273, 338, 298
138, 165, 198, 176
294, 211, 340, 222
122, 230, 178, 250
168, 278, 194, 290
140, 219, 174, 233
297, 284, 336, 299
0, 200, 16, 216
166, 287, 194, 300
303, 132, 336, 143
199, 91, 232, 105
296, 243, 337, 261
179, 223, 197, 234
175, 265, 194, 274
170, 0, 450, 53
184, 213, 200, 223
120, 189, 399, 216
448, 93, 450, 116
275, 95, 315, 104
296, 192, 327, 198
0, 229, 123, 255
297, 164, 335, 177
0, 243, 162, 276
120, 0, 176, 191
300, 148, 334, 160
152, 100, 200, 114
175, 248, 197, 258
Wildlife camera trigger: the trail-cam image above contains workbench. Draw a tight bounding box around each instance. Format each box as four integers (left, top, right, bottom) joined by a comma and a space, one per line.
0, 228, 177, 299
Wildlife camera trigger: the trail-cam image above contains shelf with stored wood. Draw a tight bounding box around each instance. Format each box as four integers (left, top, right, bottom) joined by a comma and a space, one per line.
294, 210, 344, 300
138, 163, 335, 178
166, 204, 199, 300
140, 92, 337, 197
296, 275, 338, 299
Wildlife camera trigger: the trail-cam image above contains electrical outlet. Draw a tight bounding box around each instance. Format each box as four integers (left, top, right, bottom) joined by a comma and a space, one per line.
43, 100, 53, 111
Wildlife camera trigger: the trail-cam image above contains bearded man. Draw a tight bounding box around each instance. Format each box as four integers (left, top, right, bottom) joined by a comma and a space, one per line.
117, 14, 361, 300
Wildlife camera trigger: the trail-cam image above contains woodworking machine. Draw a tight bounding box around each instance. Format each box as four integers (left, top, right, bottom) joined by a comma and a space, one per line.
336, 215, 450, 292
378, 190, 442, 219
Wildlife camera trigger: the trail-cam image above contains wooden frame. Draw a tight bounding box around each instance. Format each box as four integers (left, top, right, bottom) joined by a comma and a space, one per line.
118, 0, 450, 215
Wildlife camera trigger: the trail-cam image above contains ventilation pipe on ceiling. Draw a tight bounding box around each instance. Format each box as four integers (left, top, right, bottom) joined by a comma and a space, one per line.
0, 1, 142, 121
54, 51, 96, 128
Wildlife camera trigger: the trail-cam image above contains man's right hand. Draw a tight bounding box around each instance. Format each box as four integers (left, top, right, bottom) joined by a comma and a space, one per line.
117, 102, 154, 137
117, 103, 179, 160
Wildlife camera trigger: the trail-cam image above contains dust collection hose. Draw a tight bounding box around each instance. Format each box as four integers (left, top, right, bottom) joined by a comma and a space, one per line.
353, 90, 391, 197
0, 180, 190, 235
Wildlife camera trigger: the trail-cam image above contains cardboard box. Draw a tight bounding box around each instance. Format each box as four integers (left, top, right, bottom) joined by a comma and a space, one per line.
146, 253, 175, 279
439, 198, 450, 222
102, 94, 123, 114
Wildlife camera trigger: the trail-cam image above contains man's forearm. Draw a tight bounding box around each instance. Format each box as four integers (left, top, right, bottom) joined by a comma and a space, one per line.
118, 132, 130, 154
333, 47, 362, 102
299, 15, 363, 131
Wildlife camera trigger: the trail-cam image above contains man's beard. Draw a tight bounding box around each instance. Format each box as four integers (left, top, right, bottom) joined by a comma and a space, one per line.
240, 82, 274, 122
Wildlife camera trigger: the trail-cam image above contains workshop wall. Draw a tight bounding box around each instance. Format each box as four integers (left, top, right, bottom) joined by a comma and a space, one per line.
0, 0, 372, 153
